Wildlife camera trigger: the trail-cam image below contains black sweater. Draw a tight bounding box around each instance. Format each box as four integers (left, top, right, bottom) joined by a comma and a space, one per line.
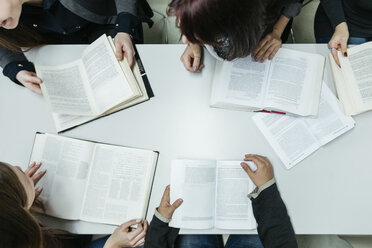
314, 0, 372, 39
144, 183, 297, 248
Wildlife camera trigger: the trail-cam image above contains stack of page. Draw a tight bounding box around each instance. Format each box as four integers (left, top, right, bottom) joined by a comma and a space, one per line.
36, 34, 153, 132
170, 160, 257, 230
329, 41, 372, 115
210, 48, 325, 116
30, 133, 158, 225
252, 85, 355, 169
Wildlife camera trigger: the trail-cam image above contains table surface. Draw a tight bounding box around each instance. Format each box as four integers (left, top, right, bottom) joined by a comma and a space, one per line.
1, 44, 371, 235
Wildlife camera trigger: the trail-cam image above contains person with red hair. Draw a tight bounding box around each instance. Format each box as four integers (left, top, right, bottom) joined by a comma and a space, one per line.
168, 0, 303, 73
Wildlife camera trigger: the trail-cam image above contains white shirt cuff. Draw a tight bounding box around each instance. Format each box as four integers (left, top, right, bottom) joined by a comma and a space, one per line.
248, 178, 276, 199
154, 208, 171, 223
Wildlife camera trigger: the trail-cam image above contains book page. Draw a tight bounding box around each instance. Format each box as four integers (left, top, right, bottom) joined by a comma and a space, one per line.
215, 161, 256, 230
304, 85, 355, 145
210, 57, 270, 110
252, 112, 320, 169
36, 61, 99, 116
339, 42, 372, 113
329, 53, 357, 115
30, 133, 95, 220
51, 59, 149, 132
80, 144, 156, 225
82, 35, 139, 113
264, 48, 324, 116
170, 160, 216, 229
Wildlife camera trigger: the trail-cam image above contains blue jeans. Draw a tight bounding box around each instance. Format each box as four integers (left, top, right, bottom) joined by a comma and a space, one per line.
86, 235, 145, 248
316, 37, 372, 45
175, 234, 263, 248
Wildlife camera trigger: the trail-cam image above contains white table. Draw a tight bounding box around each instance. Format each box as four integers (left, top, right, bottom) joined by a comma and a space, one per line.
1, 44, 372, 235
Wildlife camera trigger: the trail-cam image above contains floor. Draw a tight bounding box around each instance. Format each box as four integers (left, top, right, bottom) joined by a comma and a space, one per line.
140, 0, 372, 247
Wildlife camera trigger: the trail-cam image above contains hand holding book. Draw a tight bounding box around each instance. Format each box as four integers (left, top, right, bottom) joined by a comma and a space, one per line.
104, 220, 148, 248
158, 185, 183, 220
24, 161, 46, 198
241, 154, 274, 188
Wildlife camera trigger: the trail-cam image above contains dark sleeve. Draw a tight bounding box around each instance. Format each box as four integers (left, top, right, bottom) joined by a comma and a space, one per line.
114, 12, 143, 43
145, 215, 179, 248
3, 61, 36, 85
320, 0, 346, 29
282, 0, 304, 18
0, 45, 35, 85
251, 183, 297, 248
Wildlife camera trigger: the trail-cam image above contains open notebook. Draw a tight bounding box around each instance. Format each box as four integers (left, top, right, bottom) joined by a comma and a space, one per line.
170, 160, 257, 230
30, 133, 158, 225
329, 41, 372, 115
35, 34, 153, 132
253, 84, 355, 169
210, 48, 325, 116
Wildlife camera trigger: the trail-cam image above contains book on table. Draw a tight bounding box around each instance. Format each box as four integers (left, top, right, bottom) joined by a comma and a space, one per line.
170, 159, 257, 230
252, 84, 355, 169
210, 48, 325, 116
329, 41, 372, 115
35, 34, 153, 132
30, 133, 158, 226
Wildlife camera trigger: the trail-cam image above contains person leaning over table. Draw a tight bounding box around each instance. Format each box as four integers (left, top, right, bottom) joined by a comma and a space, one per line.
0, 0, 153, 94
145, 154, 298, 248
314, 0, 372, 67
0, 161, 148, 248
167, 0, 303, 73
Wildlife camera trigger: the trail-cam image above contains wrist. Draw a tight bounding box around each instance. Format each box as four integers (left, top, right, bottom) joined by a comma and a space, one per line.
335, 22, 349, 34
103, 236, 118, 248
157, 207, 170, 219
272, 28, 284, 38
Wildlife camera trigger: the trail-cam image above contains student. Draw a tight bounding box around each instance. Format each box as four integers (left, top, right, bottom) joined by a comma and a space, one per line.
0, 0, 153, 94
314, 0, 372, 66
145, 154, 297, 248
0, 161, 147, 248
167, 0, 303, 73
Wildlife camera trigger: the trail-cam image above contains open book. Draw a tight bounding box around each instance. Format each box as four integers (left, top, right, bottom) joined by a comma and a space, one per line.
329, 41, 372, 115
210, 48, 325, 116
252, 84, 355, 169
30, 133, 158, 226
170, 160, 256, 230
35, 34, 153, 132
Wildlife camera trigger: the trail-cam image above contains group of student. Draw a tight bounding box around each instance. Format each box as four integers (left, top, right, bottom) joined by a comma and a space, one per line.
0, 0, 371, 247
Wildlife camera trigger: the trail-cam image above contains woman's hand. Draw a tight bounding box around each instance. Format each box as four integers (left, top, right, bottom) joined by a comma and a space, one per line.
180, 44, 204, 73
241, 154, 274, 188
157, 185, 183, 219
104, 220, 148, 248
329, 22, 349, 67
252, 31, 282, 62
114, 32, 136, 67
16, 71, 42, 94
25, 162, 46, 197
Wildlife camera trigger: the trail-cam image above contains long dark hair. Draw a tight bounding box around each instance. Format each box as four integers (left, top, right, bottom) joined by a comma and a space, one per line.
168, 0, 292, 60
0, 21, 46, 53
0, 162, 43, 248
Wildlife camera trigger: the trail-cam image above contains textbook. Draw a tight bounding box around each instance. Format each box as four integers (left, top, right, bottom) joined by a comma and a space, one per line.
35, 34, 153, 132
170, 160, 257, 230
30, 133, 158, 226
252, 85, 355, 169
329, 41, 372, 115
210, 48, 325, 116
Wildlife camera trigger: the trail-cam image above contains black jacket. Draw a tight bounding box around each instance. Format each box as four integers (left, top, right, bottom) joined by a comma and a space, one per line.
145, 183, 297, 248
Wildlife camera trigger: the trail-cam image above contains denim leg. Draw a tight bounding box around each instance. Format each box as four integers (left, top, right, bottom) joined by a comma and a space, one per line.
86, 235, 110, 248
175, 235, 224, 248
225, 235, 263, 248
347, 37, 368, 45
